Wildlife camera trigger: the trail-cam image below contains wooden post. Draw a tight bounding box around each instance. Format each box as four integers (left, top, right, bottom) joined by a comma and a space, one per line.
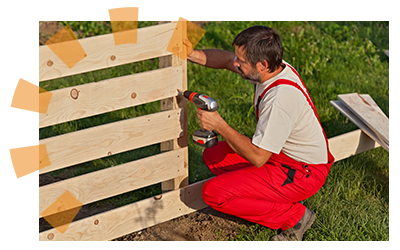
158, 21, 189, 192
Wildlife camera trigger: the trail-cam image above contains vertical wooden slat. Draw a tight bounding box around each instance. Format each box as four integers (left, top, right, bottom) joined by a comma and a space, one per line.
158, 21, 189, 192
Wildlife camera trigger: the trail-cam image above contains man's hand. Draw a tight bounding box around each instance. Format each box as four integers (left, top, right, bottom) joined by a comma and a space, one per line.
198, 109, 272, 168
183, 38, 194, 58
197, 109, 226, 132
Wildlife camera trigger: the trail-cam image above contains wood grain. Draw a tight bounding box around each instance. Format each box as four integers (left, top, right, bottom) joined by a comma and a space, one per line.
39, 65, 183, 128
39, 148, 185, 218
39, 178, 209, 241
39, 108, 184, 174
39, 22, 176, 82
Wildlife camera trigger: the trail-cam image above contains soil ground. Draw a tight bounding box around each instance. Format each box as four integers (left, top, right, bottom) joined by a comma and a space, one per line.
39, 21, 251, 241
113, 207, 251, 241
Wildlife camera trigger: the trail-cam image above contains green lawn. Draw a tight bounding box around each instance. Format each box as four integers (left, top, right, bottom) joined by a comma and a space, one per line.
39, 21, 389, 241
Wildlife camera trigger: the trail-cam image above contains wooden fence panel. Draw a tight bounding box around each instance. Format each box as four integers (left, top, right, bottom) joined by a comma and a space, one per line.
39, 22, 176, 82
40, 65, 183, 128
39, 108, 183, 174
39, 148, 185, 218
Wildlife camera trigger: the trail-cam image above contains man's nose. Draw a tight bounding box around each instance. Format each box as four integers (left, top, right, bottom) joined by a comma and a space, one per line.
233, 58, 240, 67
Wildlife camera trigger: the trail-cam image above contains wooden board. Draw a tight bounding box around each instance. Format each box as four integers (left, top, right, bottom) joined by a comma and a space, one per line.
338, 93, 389, 145
328, 129, 380, 161
39, 148, 185, 218
39, 108, 183, 174
159, 21, 189, 192
39, 178, 210, 241
40, 65, 183, 128
330, 100, 388, 151
39, 22, 176, 82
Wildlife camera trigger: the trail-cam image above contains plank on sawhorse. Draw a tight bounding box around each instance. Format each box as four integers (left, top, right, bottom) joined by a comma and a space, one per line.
337, 93, 389, 147
330, 100, 388, 152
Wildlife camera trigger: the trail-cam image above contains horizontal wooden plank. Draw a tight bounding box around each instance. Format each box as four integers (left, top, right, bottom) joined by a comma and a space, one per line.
328, 129, 380, 162
39, 178, 210, 241
39, 108, 183, 174
39, 148, 186, 218
39, 22, 176, 82
39, 65, 183, 128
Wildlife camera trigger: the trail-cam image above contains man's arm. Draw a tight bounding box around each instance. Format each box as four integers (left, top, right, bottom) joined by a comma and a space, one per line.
218, 119, 273, 168
183, 38, 238, 73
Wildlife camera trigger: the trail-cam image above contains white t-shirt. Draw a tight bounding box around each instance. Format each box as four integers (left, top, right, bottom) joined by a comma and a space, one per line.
235, 59, 328, 164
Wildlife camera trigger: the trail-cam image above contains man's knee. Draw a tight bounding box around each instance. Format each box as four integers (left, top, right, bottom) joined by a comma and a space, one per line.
202, 177, 223, 207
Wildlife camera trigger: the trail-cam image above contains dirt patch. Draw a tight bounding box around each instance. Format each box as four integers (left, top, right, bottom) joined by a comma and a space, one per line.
113, 206, 251, 241
39, 21, 62, 45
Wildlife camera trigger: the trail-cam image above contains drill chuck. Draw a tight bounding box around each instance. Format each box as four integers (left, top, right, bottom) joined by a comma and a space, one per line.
183, 90, 218, 112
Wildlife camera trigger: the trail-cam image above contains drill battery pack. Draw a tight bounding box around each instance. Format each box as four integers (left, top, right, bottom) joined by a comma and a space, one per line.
192, 129, 218, 148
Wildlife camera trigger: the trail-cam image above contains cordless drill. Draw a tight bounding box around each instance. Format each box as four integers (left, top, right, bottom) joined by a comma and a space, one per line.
181, 90, 219, 148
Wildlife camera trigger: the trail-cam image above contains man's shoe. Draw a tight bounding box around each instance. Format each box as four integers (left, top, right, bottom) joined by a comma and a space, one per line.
270, 208, 316, 241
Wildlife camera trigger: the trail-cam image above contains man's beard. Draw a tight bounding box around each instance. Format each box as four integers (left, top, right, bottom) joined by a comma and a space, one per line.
238, 67, 262, 83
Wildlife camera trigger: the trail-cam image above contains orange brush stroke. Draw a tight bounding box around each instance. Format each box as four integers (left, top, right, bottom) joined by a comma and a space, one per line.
10, 144, 51, 178
109, 7, 139, 45
11, 79, 52, 114
45, 25, 87, 69
41, 191, 83, 234
167, 17, 206, 60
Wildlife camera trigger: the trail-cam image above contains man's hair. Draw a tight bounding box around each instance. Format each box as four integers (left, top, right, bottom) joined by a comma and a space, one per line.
232, 26, 283, 73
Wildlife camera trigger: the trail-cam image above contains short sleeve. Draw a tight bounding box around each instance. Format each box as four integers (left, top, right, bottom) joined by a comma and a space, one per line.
252, 93, 295, 154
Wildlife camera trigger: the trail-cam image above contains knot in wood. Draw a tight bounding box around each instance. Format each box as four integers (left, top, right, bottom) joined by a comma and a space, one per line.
107, 151, 112, 156
131, 92, 137, 99
94, 219, 99, 225
110, 55, 116, 61
70, 88, 79, 100
154, 195, 162, 200
47, 60, 53, 67
47, 233, 54, 240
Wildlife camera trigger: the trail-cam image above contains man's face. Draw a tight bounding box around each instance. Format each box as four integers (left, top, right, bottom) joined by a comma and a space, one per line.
234, 45, 262, 83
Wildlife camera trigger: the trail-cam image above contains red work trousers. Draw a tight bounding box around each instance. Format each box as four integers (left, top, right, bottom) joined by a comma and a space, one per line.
201, 141, 331, 230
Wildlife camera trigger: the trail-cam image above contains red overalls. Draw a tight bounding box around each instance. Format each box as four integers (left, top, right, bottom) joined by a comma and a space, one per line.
201, 65, 335, 230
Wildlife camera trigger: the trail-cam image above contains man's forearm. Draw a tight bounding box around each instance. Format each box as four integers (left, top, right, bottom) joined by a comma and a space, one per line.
188, 49, 236, 71
216, 120, 272, 168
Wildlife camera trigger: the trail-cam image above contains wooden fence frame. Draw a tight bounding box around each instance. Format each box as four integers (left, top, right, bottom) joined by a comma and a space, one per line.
38, 22, 381, 241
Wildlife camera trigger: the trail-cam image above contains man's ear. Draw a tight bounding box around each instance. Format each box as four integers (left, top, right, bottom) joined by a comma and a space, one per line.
257, 60, 269, 72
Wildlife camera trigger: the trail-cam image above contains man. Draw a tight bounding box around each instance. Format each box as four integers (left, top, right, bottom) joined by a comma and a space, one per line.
183, 25, 334, 241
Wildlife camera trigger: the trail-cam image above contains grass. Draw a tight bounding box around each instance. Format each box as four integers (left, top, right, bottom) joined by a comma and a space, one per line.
39, 21, 389, 240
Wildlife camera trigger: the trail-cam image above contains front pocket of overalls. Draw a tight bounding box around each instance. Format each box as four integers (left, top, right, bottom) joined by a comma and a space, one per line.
281, 164, 296, 186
